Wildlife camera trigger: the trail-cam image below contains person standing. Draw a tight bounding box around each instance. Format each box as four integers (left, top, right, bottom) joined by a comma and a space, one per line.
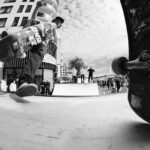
40, 80, 45, 95
0, 79, 7, 92
80, 67, 86, 83
9, 80, 17, 93
45, 80, 50, 95
88, 66, 95, 83
115, 78, 121, 93
72, 67, 77, 83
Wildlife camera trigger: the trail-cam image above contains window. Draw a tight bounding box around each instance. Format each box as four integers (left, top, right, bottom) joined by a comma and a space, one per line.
25, 5, 32, 13
12, 17, 19, 26
20, 17, 28, 26
17, 5, 24, 13
37, 12, 44, 17
56, 0, 59, 4
4, 0, 16, 3
29, 0, 34, 2
0, 6, 13, 14
0, 18, 7, 28
22, 0, 27, 2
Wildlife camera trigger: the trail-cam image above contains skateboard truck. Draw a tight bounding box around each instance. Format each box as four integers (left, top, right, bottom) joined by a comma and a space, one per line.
112, 50, 150, 75
126, 50, 150, 70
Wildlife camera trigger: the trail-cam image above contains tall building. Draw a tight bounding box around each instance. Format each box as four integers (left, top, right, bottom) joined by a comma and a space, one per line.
0, 0, 61, 92
61, 63, 68, 78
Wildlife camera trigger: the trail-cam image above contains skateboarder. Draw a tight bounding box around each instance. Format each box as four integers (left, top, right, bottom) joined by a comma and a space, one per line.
88, 66, 95, 83
14, 1, 64, 97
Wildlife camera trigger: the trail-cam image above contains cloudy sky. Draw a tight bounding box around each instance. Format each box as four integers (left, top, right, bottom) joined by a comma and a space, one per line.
58, 0, 128, 75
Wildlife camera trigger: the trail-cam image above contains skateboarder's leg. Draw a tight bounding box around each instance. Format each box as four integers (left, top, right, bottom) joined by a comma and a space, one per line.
21, 43, 46, 80
17, 43, 46, 97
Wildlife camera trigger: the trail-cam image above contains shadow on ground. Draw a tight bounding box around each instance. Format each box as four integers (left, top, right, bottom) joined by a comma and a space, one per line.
9, 93, 30, 103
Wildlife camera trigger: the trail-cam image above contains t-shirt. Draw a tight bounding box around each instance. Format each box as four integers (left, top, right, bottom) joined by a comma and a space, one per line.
88, 69, 95, 76
80, 68, 87, 76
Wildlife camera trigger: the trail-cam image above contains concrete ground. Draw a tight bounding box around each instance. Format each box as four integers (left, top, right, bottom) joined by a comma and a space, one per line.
0, 93, 149, 150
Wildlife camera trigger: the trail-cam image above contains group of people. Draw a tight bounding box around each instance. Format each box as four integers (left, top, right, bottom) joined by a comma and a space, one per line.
0, 79, 52, 96
1, 1, 64, 97
40, 80, 51, 95
71, 66, 95, 83
98, 76, 128, 94
0, 79, 17, 93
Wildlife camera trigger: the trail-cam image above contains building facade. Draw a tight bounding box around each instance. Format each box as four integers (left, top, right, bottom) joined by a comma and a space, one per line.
0, 0, 61, 92
61, 63, 68, 78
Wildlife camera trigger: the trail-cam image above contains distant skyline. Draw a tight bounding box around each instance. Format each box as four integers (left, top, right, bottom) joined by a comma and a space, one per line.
58, 0, 128, 75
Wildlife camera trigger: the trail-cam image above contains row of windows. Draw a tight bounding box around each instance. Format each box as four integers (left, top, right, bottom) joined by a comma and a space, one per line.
0, 5, 32, 14
2, 0, 59, 6
18, 5, 32, 13
0, 11, 52, 27
4, 0, 34, 3
0, 17, 28, 28
0, 9, 54, 27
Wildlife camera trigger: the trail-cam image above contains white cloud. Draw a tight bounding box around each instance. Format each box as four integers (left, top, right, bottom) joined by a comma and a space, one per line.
58, 0, 128, 74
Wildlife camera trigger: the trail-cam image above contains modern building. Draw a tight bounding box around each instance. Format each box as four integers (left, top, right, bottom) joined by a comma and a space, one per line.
61, 63, 68, 78
0, 0, 61, 92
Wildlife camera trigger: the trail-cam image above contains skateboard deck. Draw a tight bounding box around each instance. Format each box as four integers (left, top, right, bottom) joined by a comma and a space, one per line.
0, 22, 52, 62
112, 0, 150, 123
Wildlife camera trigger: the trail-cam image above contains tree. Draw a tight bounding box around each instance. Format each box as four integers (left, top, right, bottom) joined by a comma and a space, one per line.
69, 57, 85, 76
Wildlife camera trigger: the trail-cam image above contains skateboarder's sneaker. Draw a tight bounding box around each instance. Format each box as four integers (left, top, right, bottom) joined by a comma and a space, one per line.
16, 83, 38, 97
16, 49, 26, 59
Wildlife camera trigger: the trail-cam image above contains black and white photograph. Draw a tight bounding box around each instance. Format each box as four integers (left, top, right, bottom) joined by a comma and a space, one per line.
0, 0, 150, 149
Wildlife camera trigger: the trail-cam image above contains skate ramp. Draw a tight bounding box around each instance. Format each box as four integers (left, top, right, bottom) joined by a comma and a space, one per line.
52, 83, 99, 96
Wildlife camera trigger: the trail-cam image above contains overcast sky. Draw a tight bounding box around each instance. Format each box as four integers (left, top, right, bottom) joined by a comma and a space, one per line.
58, 0, 128, 75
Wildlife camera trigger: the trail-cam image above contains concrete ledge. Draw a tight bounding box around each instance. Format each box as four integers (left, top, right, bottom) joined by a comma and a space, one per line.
52, 83, 99, 96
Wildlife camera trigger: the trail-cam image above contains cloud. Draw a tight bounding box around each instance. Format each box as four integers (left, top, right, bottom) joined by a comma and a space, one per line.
58, 0, 128, 75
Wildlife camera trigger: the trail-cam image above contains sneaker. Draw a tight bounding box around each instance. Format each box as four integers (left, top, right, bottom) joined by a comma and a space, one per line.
16, 83, 38, 97
16, 48, 26, 59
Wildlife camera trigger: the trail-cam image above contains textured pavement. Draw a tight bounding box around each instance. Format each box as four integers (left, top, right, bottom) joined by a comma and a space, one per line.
0, 93, 149, 150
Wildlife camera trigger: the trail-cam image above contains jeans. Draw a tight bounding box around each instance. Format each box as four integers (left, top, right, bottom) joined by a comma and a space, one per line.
88, 75, 93, 83
18, 43, 47, 87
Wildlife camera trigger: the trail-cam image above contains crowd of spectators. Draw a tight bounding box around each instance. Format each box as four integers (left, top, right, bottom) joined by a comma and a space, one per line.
40, 80, 51, 95
0, 79, 52, 96
97, 76, 128, 94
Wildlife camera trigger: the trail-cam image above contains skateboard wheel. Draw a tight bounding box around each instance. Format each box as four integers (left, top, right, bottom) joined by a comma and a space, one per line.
112, 57, 128, 75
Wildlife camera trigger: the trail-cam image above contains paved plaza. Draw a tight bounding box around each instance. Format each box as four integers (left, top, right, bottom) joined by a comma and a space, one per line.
0, 93, 149, 150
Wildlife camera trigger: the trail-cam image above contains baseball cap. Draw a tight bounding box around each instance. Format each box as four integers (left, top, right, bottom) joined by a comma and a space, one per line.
52, 16, 64, 24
